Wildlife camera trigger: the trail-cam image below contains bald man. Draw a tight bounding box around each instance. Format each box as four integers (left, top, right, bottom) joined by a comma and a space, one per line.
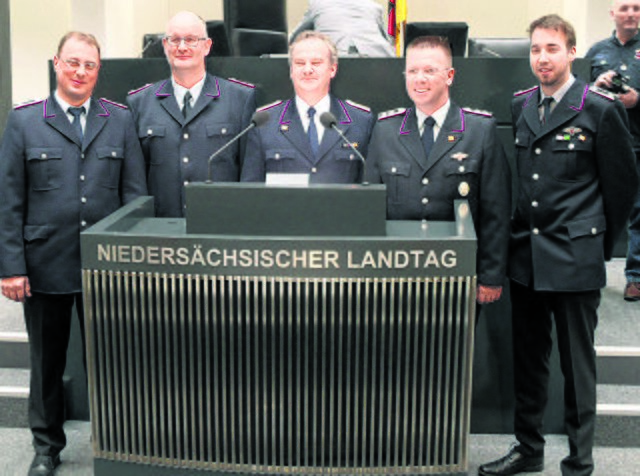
586, 0, 640, 300
127, 11, 257, 217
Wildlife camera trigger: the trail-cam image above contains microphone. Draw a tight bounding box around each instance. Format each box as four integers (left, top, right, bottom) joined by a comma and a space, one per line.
477, 44, 502, 58
207, 110, 269, 183
319, 111, 366, 164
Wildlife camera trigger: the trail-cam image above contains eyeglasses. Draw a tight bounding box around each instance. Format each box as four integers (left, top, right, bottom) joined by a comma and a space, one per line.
405, 67, 452, 79
164, 36, 208, 47
60, 58, 99, 72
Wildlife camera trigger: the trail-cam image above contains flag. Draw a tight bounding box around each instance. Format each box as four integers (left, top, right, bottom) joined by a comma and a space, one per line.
388, 0, 407, 57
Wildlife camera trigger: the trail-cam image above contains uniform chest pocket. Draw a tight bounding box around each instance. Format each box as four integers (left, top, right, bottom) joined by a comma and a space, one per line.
445, 157, 480, 176
139, 125, 166, 165
26, 147, 63, 191
265, 149, 297, 172
382, 162, 411, 204
139, 125, 166, 140
551, 137, 595, 182
97, 146, 124, 188
206, 123, 238, 139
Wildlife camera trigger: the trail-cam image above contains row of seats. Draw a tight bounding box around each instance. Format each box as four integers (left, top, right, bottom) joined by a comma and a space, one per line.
142, 9, 530, 59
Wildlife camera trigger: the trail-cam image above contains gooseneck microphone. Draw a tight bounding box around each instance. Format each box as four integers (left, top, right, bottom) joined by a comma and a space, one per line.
319, 112, 366, 164
207, 110, 270, 183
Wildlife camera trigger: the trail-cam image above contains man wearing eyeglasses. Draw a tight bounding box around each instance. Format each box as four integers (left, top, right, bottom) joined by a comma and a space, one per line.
364, 35, 511, 305
127, 10, 257, 217
0, 32, 146, 476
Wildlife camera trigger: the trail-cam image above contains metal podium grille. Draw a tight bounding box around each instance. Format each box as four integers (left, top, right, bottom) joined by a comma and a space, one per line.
84, 270, 476, 475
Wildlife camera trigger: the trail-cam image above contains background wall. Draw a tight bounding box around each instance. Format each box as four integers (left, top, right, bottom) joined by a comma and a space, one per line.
8, 0, 615, 104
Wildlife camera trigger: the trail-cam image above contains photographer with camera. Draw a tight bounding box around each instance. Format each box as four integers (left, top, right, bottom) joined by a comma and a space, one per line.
586, 0, 640, 301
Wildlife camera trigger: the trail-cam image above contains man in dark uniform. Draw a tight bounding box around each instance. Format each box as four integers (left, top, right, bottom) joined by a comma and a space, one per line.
585, 0, 640, 301
479, 15, 638, 476
364, 35, 511, 305
0, 32, 147, 476
241, 31, 374, 184
127, 10, 257, 217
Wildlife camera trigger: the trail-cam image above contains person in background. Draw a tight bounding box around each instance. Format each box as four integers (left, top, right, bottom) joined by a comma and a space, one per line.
0, 31, 147, 476
241, 31, 374, 183
290, 0, 395, 57
585, 0, 640, 301
364, 35, 511, 306
127, 10, 256, 217
479, 14, 637, 476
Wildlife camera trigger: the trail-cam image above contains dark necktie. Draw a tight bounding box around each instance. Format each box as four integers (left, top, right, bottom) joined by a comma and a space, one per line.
308, 107, 319, 157
541, 97, 554, 125
422, 116, 436, 158
68, 106, 85, 141
182, 91, 192, 119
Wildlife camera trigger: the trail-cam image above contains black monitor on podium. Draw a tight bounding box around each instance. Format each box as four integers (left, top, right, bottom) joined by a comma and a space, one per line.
405, 22, 469, 57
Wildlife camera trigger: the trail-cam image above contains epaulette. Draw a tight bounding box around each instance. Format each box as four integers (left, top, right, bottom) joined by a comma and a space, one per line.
128, 83, 153, 96
513, 85, 539, 97
378, 108, 407, 121
345, 99, 371, 113
462, 107, 492, 117
228, 78, 256, 89
13, 99, 45, 110
99, 98, 128, 109
588, 85, 616, 101
257, 100, 283, 112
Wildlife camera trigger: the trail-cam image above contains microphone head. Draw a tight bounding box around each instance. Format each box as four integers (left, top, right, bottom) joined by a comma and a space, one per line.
251, 110, 270, 127
320, 111, 338, 129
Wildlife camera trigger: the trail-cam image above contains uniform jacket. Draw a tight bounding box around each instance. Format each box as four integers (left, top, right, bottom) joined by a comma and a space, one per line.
240, 95, 374, 183
290, 0, 395, 57
510, 78, 638, 291
0, 96, 147, 293
126, 73, 257, 217
364, 102, 511, 287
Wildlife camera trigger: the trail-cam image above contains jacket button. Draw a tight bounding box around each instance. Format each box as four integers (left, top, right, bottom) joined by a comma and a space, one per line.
459, 165, 465, 172
591, 227, 597, 234
274, 153, 280, 159
532, 201, 538, 207
183, 157, 189, 163
422, 197, 429, 204
183, 133, 189, 140
422, 178, 429, 185
568, 143, 575, 150
41, 153, 47, 159
535, 148, 541, 155
111, 151, 117, 157
391, 167, 397, 173
532, 173, 539, 180
80, 175, 85, 181
81, 220, 87, 227
533, 228, 539, 235
81, 197, 87, 203
221, 128, 227, 134
311, 167, 317, 173
147, 129, 153, 135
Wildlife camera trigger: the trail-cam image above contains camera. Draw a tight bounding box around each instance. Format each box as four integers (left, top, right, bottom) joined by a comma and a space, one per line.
608, 72, 630, 94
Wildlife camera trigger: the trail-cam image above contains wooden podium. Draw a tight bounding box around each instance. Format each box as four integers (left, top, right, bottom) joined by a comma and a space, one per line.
81, 185, 478, 476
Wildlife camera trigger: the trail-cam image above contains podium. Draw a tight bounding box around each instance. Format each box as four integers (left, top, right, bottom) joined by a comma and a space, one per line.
81, 184, 478, 476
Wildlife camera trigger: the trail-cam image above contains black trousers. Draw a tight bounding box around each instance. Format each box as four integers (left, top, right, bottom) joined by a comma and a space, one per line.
511, 280, 599, 476
23, 292, 85, 457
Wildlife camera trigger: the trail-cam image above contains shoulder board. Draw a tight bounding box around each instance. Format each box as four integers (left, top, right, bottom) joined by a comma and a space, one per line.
99, 98, 128, 109
513, 85, 539, 97
378, 108, 407, 121
257, 100, 283, 112
588, 85, 616, 101
345, 99, 371, 113
128, 83, 153, 96
461, 107, 492, 117
228, 77, 256, 89
13, 99, 45, 110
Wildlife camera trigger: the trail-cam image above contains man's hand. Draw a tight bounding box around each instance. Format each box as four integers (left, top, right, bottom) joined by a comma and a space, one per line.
1, 276, 31, 303
477, 284, 502, 304
595, 70, 617, 90
618, 87, 639, 108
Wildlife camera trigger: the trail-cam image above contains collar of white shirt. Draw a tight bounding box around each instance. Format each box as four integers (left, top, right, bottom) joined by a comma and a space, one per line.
416, 99, 451, 140
172, 74, 206, 109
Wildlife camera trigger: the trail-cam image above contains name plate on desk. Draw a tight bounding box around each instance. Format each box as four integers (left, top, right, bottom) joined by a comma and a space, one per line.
185, 182, 387, 237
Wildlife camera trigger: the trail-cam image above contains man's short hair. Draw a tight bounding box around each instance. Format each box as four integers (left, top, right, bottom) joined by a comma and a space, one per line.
528, 14, 576, 49
289, 31, 338, 65
405, 36, 453, 61
57, 31, 101, 58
